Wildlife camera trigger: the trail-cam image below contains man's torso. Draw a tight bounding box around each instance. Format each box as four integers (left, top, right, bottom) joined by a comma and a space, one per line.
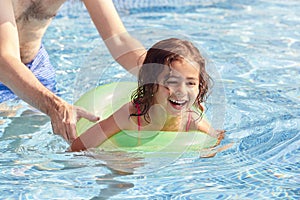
12, 0, 66, 63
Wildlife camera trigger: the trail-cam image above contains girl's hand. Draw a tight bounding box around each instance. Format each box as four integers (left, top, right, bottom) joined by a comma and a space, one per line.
215, 130, 225, 145
208, 129, 226, 146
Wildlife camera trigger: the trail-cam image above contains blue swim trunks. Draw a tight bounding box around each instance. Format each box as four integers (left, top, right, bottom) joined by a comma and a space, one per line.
0, 45, 56, 103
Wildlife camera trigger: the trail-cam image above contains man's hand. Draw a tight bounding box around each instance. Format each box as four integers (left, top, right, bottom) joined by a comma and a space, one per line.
49, 101, 99, 143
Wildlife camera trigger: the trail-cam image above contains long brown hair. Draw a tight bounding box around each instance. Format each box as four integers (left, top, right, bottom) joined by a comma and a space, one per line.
131, 38, 211, 120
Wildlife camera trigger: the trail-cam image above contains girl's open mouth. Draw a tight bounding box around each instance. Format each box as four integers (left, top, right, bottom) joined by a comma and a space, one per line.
169, 99, 188, 110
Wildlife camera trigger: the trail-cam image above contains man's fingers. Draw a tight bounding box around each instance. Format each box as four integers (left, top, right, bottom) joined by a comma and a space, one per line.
65, 122, 71, 142
49, 105, 99, 143
67, 107, 98, 143
76, 107, 100, 122
51, 120, 68, 141
69, 123, 77, 143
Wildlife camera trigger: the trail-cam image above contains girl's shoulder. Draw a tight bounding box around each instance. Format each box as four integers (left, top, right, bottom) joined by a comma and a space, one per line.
114, 102, 137, 118
190, 111, 210, 133
114, 102, 139, 130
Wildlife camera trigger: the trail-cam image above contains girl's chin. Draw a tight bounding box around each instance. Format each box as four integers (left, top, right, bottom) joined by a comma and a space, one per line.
167, 103, 188, 116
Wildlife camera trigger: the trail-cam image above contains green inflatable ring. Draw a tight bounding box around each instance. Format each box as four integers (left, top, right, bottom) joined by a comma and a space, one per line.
75, 82, 217, 153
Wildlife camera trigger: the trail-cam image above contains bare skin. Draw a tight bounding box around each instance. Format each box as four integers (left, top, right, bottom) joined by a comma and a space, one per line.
0, 0, 146, 142
13, 0, 66, 63
71, 59, 225, 152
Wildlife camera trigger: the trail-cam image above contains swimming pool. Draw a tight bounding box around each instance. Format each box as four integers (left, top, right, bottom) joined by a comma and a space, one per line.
1, 0, 299, 199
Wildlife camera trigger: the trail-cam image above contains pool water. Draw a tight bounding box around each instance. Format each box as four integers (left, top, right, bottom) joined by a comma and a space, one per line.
1, 0, 299, 199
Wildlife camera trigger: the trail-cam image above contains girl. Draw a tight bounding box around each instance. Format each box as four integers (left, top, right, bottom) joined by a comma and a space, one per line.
71, 38, 225, 151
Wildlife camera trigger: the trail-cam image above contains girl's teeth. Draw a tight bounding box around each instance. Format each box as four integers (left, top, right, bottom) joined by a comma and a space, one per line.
170, 99, 185, 104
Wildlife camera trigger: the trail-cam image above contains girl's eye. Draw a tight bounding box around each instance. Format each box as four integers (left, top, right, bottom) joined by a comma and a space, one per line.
165, 79, 179, 85
187, 81, 197, 86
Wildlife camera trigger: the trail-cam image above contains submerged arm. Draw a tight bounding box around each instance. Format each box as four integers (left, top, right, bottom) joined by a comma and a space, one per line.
83, 0, 146, 76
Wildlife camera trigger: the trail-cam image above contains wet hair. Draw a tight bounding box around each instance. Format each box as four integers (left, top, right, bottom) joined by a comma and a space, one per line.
130, 38, 211, 120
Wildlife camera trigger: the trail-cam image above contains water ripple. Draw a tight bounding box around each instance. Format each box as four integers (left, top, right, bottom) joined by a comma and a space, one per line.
0, 0, 299, 199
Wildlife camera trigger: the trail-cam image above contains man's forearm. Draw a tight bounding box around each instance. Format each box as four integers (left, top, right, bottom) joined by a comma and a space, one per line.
83, 0, 146, 74
0, 56, 61, 115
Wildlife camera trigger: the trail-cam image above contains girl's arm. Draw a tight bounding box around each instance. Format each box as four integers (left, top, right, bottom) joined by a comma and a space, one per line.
70, 103, 132, 151
70, 114, 121, 151
196, 117, 225, 145
196, 116, 211, 133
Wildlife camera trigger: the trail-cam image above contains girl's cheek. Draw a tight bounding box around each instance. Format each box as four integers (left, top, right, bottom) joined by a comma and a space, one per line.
190, 88, 199, 101
162, 86, 171, 94
154, 86, 170, 104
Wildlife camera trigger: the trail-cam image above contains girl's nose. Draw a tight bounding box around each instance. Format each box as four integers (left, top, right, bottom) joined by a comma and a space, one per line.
175, 82, 187, 97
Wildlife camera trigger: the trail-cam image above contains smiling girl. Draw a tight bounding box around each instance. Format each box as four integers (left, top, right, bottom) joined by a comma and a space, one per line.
71, 38, 225, 151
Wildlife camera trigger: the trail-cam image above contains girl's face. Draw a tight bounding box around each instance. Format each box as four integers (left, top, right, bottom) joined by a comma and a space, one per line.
154, 59, 200, 116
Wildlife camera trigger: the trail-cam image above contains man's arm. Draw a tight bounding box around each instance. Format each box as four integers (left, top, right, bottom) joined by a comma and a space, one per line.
83, 0, 146, 76
0, 1, 52, 114
0, 1, 98, 142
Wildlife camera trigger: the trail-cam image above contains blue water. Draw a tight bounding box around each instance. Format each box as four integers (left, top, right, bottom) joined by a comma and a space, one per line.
1, 0, 299, 199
